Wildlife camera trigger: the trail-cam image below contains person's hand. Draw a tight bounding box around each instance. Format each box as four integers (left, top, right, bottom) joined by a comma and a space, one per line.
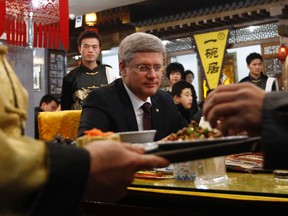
83, 140, 169, 202
56, 104, 61, 111
203, 83, 265, 137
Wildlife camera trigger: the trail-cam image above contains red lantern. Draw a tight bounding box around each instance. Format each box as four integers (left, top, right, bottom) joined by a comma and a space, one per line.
278, 45, 288, 62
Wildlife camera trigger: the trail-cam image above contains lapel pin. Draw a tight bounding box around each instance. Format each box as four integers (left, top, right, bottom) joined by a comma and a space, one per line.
156, 109, 159, 112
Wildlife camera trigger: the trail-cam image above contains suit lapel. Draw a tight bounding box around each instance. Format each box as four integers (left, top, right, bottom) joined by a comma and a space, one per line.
151, 95, 162, 130
116, 79, 139, 131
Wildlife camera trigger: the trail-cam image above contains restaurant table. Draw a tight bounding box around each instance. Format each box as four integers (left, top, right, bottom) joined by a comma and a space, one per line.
81, 171, 288, 215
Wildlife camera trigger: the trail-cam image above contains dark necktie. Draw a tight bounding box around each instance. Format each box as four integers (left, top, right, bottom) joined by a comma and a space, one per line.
141, 102, 151, 130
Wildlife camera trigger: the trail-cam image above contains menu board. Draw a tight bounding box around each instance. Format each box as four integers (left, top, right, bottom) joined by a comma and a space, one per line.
47, 49, 66, 98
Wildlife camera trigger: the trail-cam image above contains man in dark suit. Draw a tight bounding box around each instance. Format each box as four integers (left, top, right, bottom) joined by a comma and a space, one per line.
78, 32, 188, 140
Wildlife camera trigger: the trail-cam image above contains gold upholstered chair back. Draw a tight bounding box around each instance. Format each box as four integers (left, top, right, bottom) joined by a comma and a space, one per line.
38, 110, 82, 141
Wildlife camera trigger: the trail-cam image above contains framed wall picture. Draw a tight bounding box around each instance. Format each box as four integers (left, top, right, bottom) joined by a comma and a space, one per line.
47, 49, 66, 98
33, 64, 42, 91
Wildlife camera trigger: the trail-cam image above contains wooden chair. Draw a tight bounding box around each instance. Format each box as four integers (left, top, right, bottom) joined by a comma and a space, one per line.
38, 110, 82, 141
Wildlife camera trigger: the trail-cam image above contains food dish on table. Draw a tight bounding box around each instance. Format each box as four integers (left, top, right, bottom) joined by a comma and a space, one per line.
144, 121, 259, 163
76, 128, 120, 147
164, 120, 222, 141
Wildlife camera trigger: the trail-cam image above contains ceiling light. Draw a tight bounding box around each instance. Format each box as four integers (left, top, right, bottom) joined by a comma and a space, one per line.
85, 12, 97, 26
69, 13, 76, 20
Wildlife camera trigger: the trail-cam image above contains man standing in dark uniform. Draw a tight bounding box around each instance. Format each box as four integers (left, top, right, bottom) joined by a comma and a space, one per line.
239, 52, 276, 91
61, 30, 119, 110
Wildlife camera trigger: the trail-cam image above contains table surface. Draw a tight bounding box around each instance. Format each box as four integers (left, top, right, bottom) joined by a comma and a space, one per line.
81, 171, 288, 215
130, 171, 288, 201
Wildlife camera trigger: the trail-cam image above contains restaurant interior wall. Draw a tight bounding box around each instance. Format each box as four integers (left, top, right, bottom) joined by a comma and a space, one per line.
33, 48, 46, 108
102, 47, 119, 76
0, 41, 34, 137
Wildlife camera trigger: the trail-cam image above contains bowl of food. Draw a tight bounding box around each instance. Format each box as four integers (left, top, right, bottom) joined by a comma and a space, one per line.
117, 130, 156, 143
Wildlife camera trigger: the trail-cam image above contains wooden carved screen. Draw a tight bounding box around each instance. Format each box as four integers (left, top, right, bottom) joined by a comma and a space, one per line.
261, 41, 283, 90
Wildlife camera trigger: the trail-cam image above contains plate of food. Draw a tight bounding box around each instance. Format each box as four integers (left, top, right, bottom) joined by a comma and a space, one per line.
155, 120, 248, 150
147, 121, 261, 163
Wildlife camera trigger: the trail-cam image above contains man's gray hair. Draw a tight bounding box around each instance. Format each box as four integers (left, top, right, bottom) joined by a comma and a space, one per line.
118, 32, 166, 63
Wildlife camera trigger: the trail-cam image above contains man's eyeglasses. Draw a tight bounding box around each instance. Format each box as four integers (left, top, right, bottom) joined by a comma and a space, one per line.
129, 63, 165, 73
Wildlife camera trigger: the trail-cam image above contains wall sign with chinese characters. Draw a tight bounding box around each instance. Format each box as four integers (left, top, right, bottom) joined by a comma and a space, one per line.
194, 29, 229, 90
47, 49, 66, 98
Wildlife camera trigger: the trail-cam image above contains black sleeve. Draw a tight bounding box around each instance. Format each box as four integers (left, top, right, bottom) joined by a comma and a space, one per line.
61, 76, 74, 110
271, 81, 277, 91
191, 85, 199, 115
261, 91, 288, 169
34, 108, 40, 139
31, 143, 90, 216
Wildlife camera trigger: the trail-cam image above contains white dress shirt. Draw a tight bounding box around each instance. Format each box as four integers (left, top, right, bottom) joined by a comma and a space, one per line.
123, 83, 151, 131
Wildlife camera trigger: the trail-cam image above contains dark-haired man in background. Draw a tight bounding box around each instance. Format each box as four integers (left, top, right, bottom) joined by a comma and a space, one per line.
61, 30, 119, 110
34, 94, 60, 139
239, 52, 276, 91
